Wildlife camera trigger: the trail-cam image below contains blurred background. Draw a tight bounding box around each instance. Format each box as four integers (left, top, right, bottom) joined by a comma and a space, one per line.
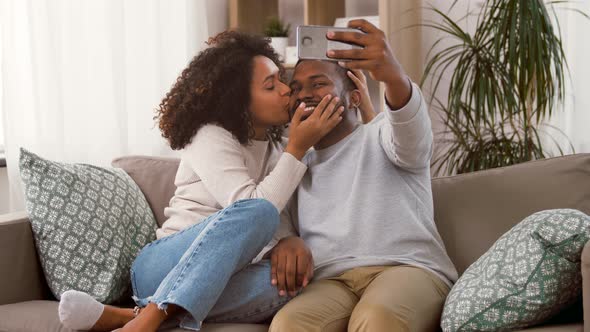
1, 0, 588, 214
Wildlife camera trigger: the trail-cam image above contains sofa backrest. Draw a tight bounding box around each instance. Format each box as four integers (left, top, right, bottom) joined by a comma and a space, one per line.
432, 153, 590, 275
112, 156, 180, 227
113, 153, 590, 276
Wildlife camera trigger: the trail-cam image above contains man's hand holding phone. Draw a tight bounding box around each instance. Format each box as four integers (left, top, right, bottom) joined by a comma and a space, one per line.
270, 236, 314, 297
326, 19, 412, 109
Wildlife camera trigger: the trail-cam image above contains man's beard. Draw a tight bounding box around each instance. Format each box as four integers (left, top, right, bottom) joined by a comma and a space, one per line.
289, 92, 349, 122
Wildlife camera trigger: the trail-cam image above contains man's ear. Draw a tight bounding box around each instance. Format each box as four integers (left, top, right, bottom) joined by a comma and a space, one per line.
349, 89, 362, 109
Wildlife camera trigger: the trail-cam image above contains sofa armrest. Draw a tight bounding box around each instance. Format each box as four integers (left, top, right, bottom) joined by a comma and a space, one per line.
582, 240, 590, 332
0, 211, 46, 305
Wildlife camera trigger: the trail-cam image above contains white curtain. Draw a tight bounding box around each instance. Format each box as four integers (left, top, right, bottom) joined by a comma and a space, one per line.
545, 1, 590, 154
0, 0, 209, 213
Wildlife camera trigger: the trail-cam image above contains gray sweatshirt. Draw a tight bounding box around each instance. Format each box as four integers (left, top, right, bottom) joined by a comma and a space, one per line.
290, 83, 458, 286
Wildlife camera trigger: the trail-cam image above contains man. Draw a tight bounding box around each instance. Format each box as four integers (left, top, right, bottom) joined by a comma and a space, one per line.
267, 20, 458, 331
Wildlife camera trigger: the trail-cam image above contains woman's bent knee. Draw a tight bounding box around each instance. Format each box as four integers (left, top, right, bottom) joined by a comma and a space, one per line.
235, 198, 279, 230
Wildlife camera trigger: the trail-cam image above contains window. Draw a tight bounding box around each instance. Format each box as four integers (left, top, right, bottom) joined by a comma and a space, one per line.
0, 107, 4, 155
0, 87, 3, 154
0, 23, 4, 157
0, 76, 4, 153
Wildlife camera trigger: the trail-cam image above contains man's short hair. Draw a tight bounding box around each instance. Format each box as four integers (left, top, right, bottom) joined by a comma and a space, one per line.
294, 59, 356, 92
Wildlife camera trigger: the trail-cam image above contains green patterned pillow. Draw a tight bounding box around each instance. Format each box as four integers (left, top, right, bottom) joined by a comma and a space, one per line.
441, 209, 589, 331
19, 148, 157, 304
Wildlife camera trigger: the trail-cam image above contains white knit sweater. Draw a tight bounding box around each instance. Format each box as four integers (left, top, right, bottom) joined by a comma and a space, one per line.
157, 124, 307, 261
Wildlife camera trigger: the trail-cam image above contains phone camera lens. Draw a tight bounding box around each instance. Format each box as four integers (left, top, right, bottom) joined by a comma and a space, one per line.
302, 36, 312, 46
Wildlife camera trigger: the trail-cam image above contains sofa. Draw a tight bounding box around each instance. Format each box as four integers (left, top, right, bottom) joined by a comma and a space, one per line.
1, 153, 589, 332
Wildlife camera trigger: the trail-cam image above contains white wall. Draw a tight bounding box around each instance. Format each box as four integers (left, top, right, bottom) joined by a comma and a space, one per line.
420, 1, 481, 172
206, 0, 228, 37
0, 168, 10, 214
0, 6, 6, 214
346, 0, 378, 17
421, 1, 481, 105
279, 0, 304, 46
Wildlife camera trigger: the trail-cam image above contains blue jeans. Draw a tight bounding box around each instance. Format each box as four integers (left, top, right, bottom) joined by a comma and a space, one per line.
130, 198, 289, 330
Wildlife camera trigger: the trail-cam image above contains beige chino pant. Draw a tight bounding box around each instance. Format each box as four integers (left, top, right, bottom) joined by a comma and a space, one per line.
269, 265, 450, 332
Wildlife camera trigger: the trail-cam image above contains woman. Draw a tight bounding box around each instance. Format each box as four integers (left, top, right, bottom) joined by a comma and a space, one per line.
58, 31, 344, 332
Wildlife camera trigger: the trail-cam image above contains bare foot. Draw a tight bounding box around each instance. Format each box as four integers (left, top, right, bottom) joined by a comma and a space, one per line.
89, 306, 136, 332
120, 303, 179, 332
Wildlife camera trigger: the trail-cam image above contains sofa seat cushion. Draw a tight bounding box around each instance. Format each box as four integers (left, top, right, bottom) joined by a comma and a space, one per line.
114, 323, 271, 332
513, 323, 583, 332
0, 301, 75, 332
0, 300, 270, 332
441, 209, 589, 331
0, 300, 579, 332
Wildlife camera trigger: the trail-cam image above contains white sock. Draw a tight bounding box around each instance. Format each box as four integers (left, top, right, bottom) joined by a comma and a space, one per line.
58, 290, 105, 330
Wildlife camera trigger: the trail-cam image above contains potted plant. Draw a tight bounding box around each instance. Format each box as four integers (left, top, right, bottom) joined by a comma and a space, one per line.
264, 16, 290, 62
421, 0, 587, 176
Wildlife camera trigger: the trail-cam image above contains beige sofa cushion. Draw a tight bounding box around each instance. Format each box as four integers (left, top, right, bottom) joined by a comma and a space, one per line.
0, 300, 580, 332
0, 301, 269, 332
112, 156, 180, 227
0, 301, 74, 332
432, 154, 590, 275
514, 324, 583, 332
0, 212, 46, 304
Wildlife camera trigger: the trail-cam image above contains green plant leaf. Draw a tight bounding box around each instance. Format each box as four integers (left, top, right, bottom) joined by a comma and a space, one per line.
264, 17, 290, 37
421, 0, 587, 176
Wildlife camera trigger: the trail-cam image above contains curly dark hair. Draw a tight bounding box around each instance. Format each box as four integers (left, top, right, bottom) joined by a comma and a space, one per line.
154, 31, 286, 150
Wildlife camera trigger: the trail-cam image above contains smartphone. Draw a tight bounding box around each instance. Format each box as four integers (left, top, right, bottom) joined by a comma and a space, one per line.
297, 25, 364, 61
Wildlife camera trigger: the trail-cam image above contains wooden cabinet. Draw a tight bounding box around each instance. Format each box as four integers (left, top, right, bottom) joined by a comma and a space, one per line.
229, 0, 279, 34
303, 0, 345, 26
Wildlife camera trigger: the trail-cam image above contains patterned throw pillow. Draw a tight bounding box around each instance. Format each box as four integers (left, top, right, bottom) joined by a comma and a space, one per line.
441, 209, 589, 331
19, 148, 157, 304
